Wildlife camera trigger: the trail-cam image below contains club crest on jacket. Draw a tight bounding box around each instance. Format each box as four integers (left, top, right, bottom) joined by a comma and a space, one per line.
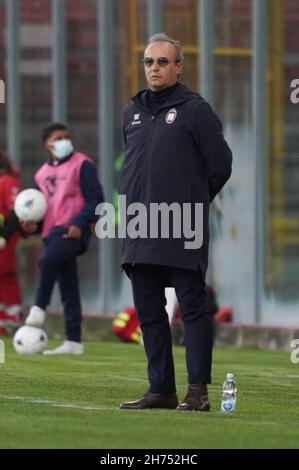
165, 108, 177, 124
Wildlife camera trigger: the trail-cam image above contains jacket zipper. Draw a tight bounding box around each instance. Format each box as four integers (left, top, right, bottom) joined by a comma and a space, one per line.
131, 110, 157, 265
130, 100, 184, 265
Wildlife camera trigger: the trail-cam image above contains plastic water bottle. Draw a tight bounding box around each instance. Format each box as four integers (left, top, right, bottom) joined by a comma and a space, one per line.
221, 373, 237, 412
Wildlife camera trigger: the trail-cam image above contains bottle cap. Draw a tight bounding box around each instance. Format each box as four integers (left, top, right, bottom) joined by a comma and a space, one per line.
227, 373, 234, 379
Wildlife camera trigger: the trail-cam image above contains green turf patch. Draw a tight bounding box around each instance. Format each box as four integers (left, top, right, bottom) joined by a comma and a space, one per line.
0, 339, 299, 449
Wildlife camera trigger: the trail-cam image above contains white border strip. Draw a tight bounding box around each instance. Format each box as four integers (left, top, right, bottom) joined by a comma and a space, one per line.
0, 395, 115, 411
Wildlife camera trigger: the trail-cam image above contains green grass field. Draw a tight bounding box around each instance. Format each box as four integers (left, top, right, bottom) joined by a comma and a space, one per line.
0, 339, 299, 449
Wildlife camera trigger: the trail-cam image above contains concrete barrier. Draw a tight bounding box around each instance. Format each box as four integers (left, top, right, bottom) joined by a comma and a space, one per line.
42, 311, 299, 352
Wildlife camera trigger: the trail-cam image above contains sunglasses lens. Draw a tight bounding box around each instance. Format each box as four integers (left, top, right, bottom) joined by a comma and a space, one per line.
157, 58, 169, 66
144, 58, 154, 66
143, 57, 171, 67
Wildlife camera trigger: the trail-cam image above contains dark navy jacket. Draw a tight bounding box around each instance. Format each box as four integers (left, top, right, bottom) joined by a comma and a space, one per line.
119, 83, 232, 276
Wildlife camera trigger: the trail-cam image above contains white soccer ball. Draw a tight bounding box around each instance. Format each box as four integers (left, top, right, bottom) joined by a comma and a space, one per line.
14, 188, 47, 222
13, 326, 48, 355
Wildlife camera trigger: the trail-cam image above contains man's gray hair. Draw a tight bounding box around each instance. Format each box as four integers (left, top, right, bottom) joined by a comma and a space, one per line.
147, 33, 184, 63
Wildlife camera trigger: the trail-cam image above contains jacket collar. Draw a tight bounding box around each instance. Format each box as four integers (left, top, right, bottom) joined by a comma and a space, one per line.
131, 83, 203, 113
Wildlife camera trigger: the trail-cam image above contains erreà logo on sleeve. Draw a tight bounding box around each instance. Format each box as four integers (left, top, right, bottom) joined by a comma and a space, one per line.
132, 113, 141, 126
0, 79, 5, 104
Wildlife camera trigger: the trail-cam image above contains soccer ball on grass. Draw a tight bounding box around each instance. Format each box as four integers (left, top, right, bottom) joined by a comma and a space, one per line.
13, 325, 48, 354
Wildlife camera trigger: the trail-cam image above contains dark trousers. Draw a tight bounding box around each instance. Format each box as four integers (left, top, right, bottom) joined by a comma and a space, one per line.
128, 264, 213, 394
35, 234, 82, 342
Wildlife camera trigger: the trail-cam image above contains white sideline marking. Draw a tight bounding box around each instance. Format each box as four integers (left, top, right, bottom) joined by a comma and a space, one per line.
0, 395, 115, 411
51, 404, 106, 410
258, 373, 299, 379
104, 374, 147, 382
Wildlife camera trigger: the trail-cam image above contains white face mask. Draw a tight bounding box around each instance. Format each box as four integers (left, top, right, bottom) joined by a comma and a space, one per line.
52, 139, 74, 160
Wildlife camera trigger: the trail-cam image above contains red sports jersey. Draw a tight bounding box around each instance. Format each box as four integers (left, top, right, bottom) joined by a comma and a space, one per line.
0, 166, 22, 335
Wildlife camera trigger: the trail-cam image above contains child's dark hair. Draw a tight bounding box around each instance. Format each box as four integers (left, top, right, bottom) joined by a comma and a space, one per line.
42, 122, 68, 143
0, 147, 13, 174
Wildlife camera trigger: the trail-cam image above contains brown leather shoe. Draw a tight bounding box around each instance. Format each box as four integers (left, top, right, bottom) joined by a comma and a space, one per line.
120, 391, 178, 410
177, 383, 210, 411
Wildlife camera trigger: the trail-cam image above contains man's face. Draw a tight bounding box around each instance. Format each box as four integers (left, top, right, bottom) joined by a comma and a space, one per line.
44, 128, 70, 156
143, 42, 183, 92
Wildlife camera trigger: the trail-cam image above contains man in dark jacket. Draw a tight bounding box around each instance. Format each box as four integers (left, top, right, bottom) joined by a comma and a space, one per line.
119, 33, 232, 411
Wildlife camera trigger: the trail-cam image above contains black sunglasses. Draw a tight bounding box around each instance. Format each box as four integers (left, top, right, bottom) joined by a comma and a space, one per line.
142, 57, 180, 67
